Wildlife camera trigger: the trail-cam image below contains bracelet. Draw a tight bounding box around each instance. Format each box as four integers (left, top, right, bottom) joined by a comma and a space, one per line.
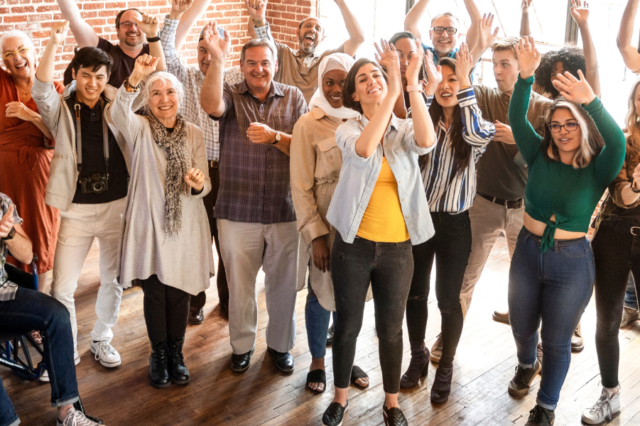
406, 84, 422, 93
253, 19, 266, 27
123, 79, 141, 93
146, 35, 160, 43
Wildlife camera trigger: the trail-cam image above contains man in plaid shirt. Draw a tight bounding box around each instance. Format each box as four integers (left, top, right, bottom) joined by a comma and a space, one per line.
160, 0, 244, 324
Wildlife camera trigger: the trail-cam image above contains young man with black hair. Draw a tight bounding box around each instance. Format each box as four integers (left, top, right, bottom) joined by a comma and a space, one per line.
31, 22, 140, 371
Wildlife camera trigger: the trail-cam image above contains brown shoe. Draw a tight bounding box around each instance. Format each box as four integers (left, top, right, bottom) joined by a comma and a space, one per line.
492, 310, 510, 325
188, 307, 204, 325
430, 334, 443, 364
571, 322, 584, 353
620, 306, 640, 328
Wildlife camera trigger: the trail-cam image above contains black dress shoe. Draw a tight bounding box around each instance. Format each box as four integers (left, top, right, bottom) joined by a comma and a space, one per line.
322, 401, 348, 426
188, 307, 204, 325
383, 404, 408, 426
267, 347, 294, 374
230, 349, 253, 373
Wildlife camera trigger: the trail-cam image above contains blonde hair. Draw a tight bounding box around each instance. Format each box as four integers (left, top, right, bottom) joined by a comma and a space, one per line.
542, 99, 604, 169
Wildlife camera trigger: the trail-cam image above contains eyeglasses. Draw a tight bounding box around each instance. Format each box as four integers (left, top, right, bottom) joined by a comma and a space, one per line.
3, 47, 30, 60
118, 21, 139, 29
549, 122, 579, 133
431, 27, 458, 35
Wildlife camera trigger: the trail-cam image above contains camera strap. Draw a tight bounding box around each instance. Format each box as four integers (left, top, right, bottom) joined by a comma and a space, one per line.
74, 97, 109, 177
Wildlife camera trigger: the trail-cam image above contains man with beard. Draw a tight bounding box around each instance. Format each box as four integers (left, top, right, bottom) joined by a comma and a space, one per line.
55, 0, 167, 87
245, 0, 365, 103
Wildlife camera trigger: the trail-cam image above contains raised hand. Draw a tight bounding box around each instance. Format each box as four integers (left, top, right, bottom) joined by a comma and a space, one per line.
170, 0, 194, 17
374, 39, 402, 96
478, 14, 499, 50
246, 122, 277, 144
245, 0, 267, 21
405, 39, 425, 85
522, 0, 533, 11
203, 21, 230, 64
552, 69, 597, 104
130, 54, 161, 84
0, 205, 15, 239
423, 50, 442, 96
570, 0, 589, 28
514, 36, 541, 79
50, 21, 69, 46
184, 168, 205, 191
455, 42, 473, 87
5, 102, 37, 123
133, 13, 160, 38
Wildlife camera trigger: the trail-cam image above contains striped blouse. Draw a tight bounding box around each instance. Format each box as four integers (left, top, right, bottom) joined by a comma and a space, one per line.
422, 87, 495, 213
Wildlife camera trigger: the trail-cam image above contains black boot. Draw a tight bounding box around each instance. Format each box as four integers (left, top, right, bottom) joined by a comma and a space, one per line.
149, 340, 170, 388
400, 340, 430, 389
168, 337, 190, 385
430, 364, 453, 404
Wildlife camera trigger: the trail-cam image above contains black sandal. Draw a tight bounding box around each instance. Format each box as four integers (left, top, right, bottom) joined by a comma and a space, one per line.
351, 365, 369, 389
306, 369, 326, 394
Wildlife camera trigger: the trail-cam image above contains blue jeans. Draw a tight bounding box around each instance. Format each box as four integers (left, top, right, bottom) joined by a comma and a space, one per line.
305, 282, 336, 359
508, 228, 594, 410
624, 274, 637, 310
0, 287, 79, 426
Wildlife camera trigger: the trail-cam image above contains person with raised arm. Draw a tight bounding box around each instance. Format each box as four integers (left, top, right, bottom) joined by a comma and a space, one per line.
32, 21, 131, 373
618, 0, 640, 72
110, 53, 214, 389
55, 0, 166, 87
245, 0, 365, 103
159, 0, 244, 324
404, 0, 483, 65
200, 23, 307, 375
320, 40, 436, 426
506, 37, 625, 426
0, 28, 62, 294
401, 44, 495, 404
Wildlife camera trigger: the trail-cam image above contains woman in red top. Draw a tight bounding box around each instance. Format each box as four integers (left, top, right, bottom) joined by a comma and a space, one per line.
0, 30, 63, 292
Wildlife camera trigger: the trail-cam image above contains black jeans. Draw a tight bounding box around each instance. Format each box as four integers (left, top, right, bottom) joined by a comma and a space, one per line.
592, 218, 640, 388
141, 275, 190, 342
406, 211, 471, 367
192, 162, 228, 311
0, 286, 79, 425
331, 232, 414, 394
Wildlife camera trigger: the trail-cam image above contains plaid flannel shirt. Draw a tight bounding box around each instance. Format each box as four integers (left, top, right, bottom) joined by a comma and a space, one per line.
0, 193, 22, 301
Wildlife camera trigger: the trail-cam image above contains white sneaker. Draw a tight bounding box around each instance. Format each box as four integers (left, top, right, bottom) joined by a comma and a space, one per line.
56, 406, 103, 426
39, 351, 80, 382
90, 340, 121, 368
581, 386, 621, 424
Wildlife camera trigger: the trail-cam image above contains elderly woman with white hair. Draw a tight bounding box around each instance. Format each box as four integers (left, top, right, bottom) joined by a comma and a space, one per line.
0, 29, 62, 294
110, 54, 215, 389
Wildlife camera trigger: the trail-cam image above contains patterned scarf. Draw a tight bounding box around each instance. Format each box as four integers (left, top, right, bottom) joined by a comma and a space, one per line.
146, 113, 189, 236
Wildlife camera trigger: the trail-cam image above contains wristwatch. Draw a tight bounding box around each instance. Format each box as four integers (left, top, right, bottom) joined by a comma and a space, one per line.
1, 226, 16, 241
272, 131, 281, 144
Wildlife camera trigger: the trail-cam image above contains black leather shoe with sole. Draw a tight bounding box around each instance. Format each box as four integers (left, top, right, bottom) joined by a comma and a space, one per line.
230, 349, 254, 373
322, 401, 348, 426
268, 347, 294, 374
149, 340, 170, 388
383, 404, 408, 426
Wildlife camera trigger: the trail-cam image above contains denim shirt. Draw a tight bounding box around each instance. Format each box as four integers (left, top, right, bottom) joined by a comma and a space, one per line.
326, 115, 436, 245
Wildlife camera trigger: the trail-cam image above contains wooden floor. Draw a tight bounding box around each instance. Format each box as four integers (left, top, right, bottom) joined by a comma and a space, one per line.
4, 235, 640, 425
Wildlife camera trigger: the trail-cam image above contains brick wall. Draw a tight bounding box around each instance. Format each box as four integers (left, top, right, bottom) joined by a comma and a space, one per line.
0, 0, 317, 80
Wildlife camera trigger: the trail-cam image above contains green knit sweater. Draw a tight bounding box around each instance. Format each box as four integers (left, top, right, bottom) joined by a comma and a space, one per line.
508, 76, 626, 252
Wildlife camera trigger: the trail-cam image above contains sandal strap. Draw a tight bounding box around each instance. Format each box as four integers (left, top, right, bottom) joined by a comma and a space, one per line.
351, 365, 368, 381
306, 369, 327, 385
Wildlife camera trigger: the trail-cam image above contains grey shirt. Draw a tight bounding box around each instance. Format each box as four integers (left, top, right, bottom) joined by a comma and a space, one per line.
0, 193, 23, 301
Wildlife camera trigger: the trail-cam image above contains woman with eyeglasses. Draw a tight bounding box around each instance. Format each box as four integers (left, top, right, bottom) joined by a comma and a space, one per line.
506, 37, 625, 426
0, 30, 63, 295
580, 79, 640, 425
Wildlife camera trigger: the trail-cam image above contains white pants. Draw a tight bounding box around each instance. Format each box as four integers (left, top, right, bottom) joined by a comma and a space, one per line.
51, 198, 126, 349
217, 219, 299, 354
459, 195, 524, 318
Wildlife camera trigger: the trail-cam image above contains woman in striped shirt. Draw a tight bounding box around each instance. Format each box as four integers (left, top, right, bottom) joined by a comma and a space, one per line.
400, 43, 495, 404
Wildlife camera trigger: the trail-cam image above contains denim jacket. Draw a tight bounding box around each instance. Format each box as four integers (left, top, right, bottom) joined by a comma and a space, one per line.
326, 115, 436, 245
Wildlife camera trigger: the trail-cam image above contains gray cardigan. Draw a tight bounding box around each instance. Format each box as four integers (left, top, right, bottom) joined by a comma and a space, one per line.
31, 78, 136, 212
110, 85, 214, 295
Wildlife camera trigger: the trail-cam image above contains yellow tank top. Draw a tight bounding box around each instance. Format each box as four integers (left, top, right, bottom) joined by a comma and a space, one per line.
357, 157, 410, 243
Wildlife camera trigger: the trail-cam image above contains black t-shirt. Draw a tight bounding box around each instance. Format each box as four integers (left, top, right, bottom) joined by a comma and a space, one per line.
97, 38, 150, 88
612, 203, 640, 227
65, 94, 129, 204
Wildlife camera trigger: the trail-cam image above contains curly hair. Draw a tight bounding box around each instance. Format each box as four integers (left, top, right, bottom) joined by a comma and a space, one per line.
534, 47, 586, 99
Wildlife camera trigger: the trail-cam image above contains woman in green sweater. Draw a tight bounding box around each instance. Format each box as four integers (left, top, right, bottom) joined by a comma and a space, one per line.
506, 37, 626, 426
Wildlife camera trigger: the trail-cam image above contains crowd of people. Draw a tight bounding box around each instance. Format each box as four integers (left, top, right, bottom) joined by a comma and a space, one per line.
1, 0, 640, 424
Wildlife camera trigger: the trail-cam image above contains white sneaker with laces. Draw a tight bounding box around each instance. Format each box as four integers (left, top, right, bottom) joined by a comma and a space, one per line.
56, 406, 102, 426
581, 386, 621, 424
90, 341, 121, 368
39, 351, 80, 382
